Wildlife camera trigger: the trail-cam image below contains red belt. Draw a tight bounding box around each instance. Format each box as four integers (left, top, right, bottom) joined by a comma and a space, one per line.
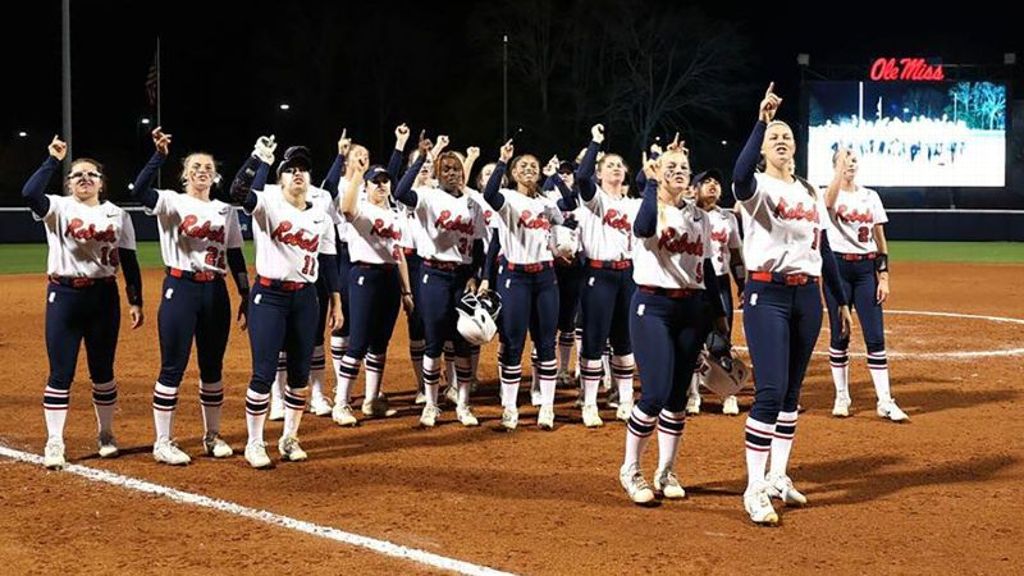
423, 259, 463, 272
505, 261, 553, 273
257, 276, 309, 292
403, 247, 416, 256
638, 285, 698, 299
749, 271, 819, 286
48, 275, 115, 288
168, 268, 221, 282
839, 252, 878, 261
355, 262, 396, 270
586, 258, 633, 271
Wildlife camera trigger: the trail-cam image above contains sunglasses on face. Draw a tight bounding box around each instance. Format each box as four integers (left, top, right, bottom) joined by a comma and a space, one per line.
281, 167, 308, 175
69, 171, 102, 180
370, 176, 391, 186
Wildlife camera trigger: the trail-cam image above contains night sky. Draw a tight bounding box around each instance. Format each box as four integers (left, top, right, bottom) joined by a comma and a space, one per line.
2, 0, 1019, 205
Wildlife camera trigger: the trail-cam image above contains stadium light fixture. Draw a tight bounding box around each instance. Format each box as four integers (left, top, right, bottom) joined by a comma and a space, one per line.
1005, 53, 1016, 65
279, 103, 290, 111
18, 131, 28, 138
141, 118, 151, 125
797, 53, 810, 66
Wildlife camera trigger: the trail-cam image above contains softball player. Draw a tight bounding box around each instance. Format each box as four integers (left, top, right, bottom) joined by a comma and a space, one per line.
231, 137, 341, 469
484, 140, 564, 431
132, 128, 249, 465
824, 149, 907, 422
732, 84, 852, 525
573, 125, 642, 426
331, 157, 414, 426
618, 147, 727, 505
687, 168, 746, 416
393, 135, 486, 427
23, 136, 144, 470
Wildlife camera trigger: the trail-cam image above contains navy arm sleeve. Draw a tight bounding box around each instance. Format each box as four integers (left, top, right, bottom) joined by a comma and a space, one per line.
732, 121, 766, 202
226, 247, 249, 295
819, 231, 848, 306
318, 254, 340, 293
131, 152, 164, 209
483, 236, 501, 286
632, 179, 659, 238
119, 249, 143, 306
386, 149, 404, 182
393, 156, 422, 207
321, 154, 345, 199
231, 155, 266, 212
471, 239, 486, 283
483, 162, 507, 211
576, 141, 600, 202
22, 156, 58, 218
702, 259, 726, 318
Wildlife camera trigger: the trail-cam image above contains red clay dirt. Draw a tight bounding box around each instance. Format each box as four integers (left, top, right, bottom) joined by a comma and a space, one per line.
1, 262, 1022, 575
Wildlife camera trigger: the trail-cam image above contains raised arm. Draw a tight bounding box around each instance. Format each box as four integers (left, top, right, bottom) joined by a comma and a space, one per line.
632, 159, 660, 238
22, 136, 67, 218
483, 140, 514, 211
321, 129, 351, 198
341, 154, 369, 218
733, 83, 781, 201
388, 124, 410, 181
576, 124, 603, 201
825, 148, 851, 209
231, 136, 276, 213
132, 127, 173, 209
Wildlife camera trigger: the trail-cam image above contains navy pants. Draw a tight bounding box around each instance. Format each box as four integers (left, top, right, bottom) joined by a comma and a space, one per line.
555, 261, 583, 334
717, 274, 735, 330
247, 283, 319, 394
347, 263, 401, 359
43, 281, 120, 404
405, 253, 425, 341
419, 265, 474, 358
580, 264, 634, 358
824, 258, 884, 353
743, 280, 822, 423
157, 275, 231, 387
334, 241, 353, 338
630, 290, 707, 415
498, 265, 559, 365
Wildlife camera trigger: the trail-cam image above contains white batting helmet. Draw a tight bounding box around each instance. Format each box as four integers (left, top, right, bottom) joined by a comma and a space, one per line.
457, 292, 502, 346
550, 224, 578, 260
696, 350, 750, 397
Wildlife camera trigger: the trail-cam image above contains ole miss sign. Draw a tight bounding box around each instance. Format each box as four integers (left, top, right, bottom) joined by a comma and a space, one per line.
869, 58, 945, 81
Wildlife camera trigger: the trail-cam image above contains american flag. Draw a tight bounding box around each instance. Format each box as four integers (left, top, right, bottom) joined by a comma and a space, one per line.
145, 51, 158, 107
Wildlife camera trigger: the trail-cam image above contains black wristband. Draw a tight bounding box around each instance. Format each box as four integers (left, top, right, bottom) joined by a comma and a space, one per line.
875, 253, 889, 274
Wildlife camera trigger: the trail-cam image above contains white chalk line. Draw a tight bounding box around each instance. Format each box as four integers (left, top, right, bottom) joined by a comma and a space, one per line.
733, 308, 1024, 359
0, 444, 515, 576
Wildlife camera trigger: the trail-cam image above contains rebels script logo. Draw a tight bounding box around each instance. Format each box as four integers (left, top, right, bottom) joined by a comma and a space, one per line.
774, 198, 819, 223
835, 205, 873, 225
435, 210, 476, 235
603, 209, 631, 233
710, 228, 728, 244
518, 210, 551, 230
371, 218, 403, 241
65, 218, 116, 243
658, 228, 703, 256
179, 215, 225, 243
271, 221, 320, 252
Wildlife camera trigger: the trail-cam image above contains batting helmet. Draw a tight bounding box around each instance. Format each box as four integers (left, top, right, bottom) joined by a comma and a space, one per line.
457, 291, 502, 346
697, 331, 750, 397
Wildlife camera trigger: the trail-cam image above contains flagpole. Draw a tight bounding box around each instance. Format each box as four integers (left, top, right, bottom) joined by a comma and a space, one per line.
61, 0, 72, 171
156, 36, 162, 187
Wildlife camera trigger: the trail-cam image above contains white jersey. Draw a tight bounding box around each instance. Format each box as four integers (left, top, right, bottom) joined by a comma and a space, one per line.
146, 190, 243, 273
738, 173, 829, 277
543, 189, 581, 257
632, 200, 711, 290
35, 195, 137, 278
579, 189, 641, 261
307, 185, 339, 256
334, 176, 366, 244
247, 186, 334, 283
826, 186, 888, 254
468, 191, 498, 247
346, 200, 408, 265
705, 206, 742, 276
410, 186, 486, 264
491, 190, 562, 265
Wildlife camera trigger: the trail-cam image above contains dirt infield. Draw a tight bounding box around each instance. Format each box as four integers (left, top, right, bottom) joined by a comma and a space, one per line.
1, 262, 1022, 575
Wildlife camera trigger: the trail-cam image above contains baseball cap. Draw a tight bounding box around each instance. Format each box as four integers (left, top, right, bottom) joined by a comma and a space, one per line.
364, 165, 391, 184
691, 168, 724, 188
277, 146, 313, 176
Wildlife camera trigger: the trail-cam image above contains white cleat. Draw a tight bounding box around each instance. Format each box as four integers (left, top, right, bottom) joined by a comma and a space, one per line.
877, 399, 910, 422
153, 438, 191, 466
616, 400, 634, 422
581, 404, 604, 428
766, 473, 808, 506
307, 395, 333, 417
456, 404, 479, 427
654, 467, 687, 499
203, 434, 233, 458
278, 435, 308, 462
537, 405, 555, 430
268, 398, 285, 422
362, 395, 396, 418
722, 395, 740, 416
832, 395, 852, 418
744, 484, 780, 525
501, 407, 519, 431
331, 403, 358, 427
419, 404, 441, 428
620, 463, 656, 506
97, 432, 119, 459
43, 438, 66, 470
444, 384, 459, 406
244, 441, 272, 469
530, 383, 543, 407
685, 394, 701, 416
606, 385, 620, 409
414, 391, 427, 405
